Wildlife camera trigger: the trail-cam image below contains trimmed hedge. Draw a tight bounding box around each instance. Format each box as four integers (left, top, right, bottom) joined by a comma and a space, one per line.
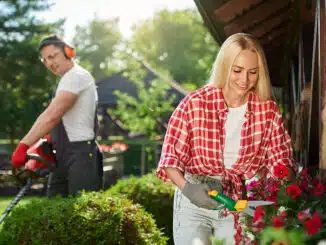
0, 191, 167, 245
107, 172, 175, 245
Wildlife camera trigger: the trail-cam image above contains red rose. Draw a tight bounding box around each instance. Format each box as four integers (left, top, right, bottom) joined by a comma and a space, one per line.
313, 183, 325, 196
304, 213, 322, 235
299, 168, 309, 178
272, 215, 285, 228
286, 184, 302, 199
297, 209, 310, 222
251, 220, 264, 232
312, 178, 321, 186
253, 206, 265, 223
266, 196, 277, 203
300, 179, 309, 192
274, 164, 289, 179
280, 211, 287, 218
267, 181, 280, 193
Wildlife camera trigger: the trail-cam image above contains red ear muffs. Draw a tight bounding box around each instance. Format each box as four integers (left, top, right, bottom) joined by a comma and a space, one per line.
64, 45, 75, 58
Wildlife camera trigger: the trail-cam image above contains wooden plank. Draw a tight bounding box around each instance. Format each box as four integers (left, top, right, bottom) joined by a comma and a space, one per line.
319, 0, 326, 181
193, 0, 227, 44
214, 0, 263, 22
300, 0, 315, 22
223, 0, 291, 36
260, 26, 288, 45
263, 34, 287, 52
250, 11, 289, 38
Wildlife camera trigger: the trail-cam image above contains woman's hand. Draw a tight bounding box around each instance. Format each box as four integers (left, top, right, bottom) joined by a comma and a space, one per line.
181, 182, 220, 209
165, 167, 220, 209
165, 167, 187, 190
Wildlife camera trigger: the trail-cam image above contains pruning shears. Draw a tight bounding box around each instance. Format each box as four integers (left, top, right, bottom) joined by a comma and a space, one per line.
208, 190, 274, 216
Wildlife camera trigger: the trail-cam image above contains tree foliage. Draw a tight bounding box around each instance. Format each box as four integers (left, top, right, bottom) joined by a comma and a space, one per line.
109, 60, 177, 140
128, 9, 218, 89
0, 0, 61, 144
72, 17, 122, 81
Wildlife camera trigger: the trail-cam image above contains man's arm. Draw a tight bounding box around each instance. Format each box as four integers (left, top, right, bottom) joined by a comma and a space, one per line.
21, 91, 77, 146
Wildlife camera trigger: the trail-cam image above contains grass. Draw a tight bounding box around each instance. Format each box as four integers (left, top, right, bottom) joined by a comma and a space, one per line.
0, 196, 41, 214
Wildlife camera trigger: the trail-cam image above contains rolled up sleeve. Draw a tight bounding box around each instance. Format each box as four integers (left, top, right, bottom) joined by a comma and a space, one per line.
267, 104, 298, 176
156, 99, 191, 182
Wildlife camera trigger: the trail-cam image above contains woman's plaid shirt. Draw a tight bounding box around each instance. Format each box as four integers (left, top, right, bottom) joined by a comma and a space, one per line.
156, 85, 297, 200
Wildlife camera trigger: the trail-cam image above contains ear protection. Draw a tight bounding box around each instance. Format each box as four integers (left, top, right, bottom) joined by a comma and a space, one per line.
63, 45, 75, 59
39, 38, 76, 59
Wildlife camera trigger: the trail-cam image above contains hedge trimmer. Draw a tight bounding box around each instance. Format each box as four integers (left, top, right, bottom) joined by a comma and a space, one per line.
208, 190, 274, 216
0, 138, 55, 225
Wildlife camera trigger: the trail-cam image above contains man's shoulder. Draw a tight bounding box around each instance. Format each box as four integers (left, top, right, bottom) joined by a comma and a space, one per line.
60, 64, 94, 84
70, 64, 93, 79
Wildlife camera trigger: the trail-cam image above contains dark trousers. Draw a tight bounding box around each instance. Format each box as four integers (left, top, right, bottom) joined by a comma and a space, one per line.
47, 140, 102, 198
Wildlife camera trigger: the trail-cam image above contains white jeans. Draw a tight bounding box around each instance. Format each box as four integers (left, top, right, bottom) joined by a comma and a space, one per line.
173, 187, 237, 245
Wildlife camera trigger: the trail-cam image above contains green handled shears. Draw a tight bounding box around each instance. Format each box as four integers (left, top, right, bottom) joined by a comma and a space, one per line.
208, 190, 274, 216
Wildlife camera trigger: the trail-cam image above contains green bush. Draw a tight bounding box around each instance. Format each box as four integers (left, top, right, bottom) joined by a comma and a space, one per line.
107, 172, 175, 245
0, 191, 167, 245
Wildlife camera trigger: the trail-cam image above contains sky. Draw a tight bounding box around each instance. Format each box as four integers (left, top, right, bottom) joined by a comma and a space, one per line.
37, 0, 197, 42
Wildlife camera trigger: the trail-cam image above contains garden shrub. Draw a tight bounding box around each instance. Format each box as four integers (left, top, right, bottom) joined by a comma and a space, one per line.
107, 171, 175, 244
0, 191, 167, 245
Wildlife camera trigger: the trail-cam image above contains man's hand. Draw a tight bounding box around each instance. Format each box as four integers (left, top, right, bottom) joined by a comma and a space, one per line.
181, 182, 220, 209
11, 142, 29, 168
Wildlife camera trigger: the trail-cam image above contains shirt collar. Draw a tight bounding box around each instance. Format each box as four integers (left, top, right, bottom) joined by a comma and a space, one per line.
215, 88, 256, 116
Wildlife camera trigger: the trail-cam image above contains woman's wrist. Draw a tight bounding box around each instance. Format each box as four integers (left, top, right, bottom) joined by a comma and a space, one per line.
165, 167, 186, 190
177, 179, 186, 190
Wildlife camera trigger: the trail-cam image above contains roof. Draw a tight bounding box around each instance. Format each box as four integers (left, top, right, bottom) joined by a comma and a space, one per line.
96, 63, 187, 106
193, 0, 315, 87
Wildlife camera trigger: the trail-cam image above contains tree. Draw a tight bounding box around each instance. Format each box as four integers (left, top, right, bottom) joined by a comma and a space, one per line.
128, 9, 219, 89
72, 17, 122, 81
0, 0, 61, 145
109, 60, 176, 140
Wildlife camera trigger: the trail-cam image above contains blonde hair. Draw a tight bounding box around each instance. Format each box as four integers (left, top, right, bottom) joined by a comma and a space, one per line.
209, 33, 272, 101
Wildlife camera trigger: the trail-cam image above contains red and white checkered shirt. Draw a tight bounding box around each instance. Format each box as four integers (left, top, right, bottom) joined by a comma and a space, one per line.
156, 85, 297, 200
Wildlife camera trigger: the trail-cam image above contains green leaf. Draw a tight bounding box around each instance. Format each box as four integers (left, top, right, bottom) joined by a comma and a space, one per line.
287, 230, 306, 245
260, 228, 288, 245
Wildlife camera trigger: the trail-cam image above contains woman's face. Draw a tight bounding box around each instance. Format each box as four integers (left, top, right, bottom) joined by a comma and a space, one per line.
227, 49, 259, 97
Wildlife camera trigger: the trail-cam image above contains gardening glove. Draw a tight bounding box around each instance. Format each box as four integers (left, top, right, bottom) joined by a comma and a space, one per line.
181, 182, 220, 209
42, 134, 52, 142
11, 142, 29, 169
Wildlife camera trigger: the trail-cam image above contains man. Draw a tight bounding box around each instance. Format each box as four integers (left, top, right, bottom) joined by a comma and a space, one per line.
11, 34, 102, 197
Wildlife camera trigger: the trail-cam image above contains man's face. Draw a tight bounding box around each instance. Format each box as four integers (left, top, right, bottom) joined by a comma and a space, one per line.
40, 44, 69, 76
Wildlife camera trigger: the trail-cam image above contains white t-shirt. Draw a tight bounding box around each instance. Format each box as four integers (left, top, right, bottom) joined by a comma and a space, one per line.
223, 103, 247, 169
55, 64, 98, 142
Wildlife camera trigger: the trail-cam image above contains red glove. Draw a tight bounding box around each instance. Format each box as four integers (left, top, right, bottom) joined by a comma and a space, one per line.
43, 135, 52, 142
11, 142, 29, 168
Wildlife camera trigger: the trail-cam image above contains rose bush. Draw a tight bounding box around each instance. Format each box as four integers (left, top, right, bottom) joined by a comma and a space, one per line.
246, 165, 326, 245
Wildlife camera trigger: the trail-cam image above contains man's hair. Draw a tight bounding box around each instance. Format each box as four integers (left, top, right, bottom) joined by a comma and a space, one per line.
39, 34, 66, 52
208, 33, 272, 101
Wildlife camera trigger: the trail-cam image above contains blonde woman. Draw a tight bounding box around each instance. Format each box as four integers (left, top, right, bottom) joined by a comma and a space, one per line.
156, 33, 297, 245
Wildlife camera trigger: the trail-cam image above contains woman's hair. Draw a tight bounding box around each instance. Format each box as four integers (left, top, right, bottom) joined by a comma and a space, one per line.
208, 33, 272, 101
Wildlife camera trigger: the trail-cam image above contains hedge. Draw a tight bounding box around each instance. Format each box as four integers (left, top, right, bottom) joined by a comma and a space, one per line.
107, 172, 175, 245
0, 191, 167, 245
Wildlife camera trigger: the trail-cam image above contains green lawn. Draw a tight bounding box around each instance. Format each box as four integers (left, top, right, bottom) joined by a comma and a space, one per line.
0, 196, 41, 214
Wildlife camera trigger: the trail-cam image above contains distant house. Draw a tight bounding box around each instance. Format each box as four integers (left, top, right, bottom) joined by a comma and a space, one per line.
96, 63, 187, 140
